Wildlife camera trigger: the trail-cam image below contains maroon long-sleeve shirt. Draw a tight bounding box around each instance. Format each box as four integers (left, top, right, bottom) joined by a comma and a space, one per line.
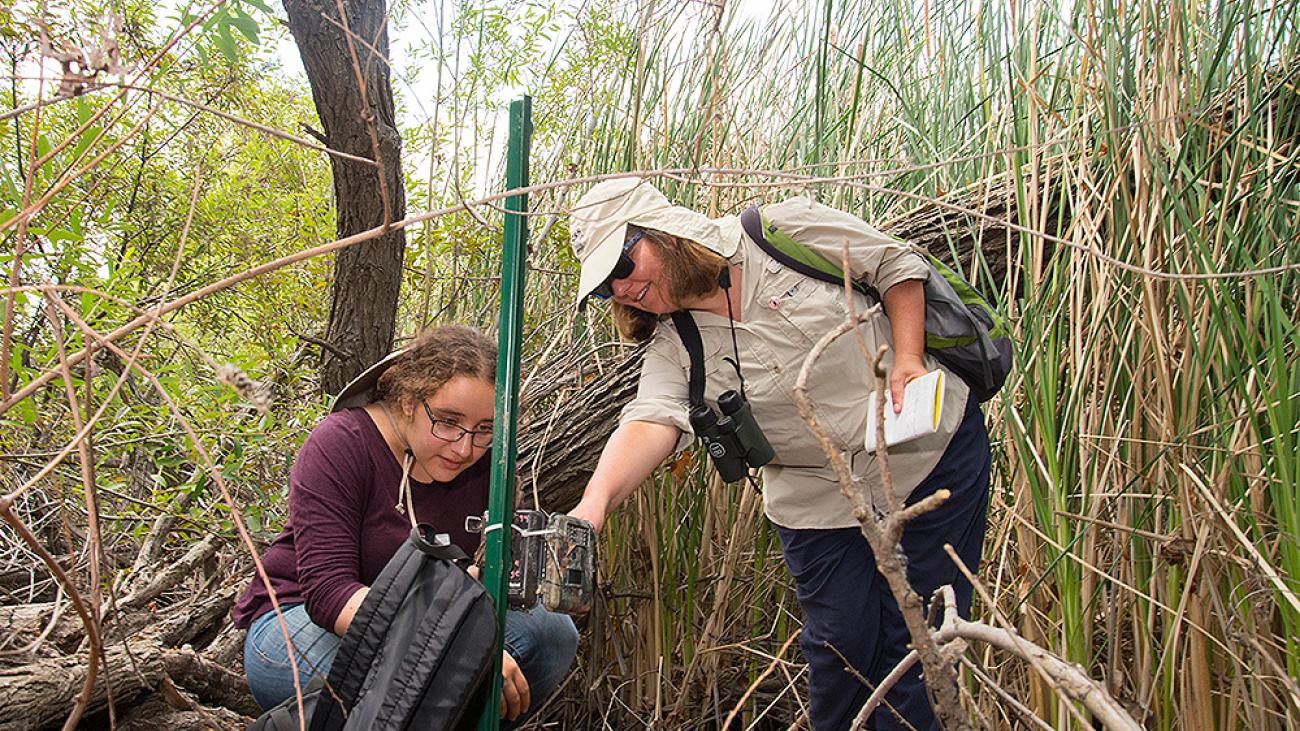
231, 408, 490, 631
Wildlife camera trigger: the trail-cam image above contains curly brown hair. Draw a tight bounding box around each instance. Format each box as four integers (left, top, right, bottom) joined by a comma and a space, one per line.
610, 227, 728, 343
374, 325, 496, 407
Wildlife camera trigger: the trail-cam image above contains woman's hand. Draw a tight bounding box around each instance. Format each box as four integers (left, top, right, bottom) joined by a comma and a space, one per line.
568, 495, 610, 534
500, 650, 531, 721
889, 353, 930, 414
332, 586, 370, 636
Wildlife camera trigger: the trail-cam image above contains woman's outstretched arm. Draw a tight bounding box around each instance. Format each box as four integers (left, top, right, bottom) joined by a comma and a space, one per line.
568, 419, 681, 532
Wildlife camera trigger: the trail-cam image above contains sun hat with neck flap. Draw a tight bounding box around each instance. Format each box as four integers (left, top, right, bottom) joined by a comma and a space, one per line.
330, 348, 407, 412
569, 178, 738, 304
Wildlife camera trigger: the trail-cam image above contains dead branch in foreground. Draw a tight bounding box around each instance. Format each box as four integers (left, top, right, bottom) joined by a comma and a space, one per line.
790, 307, 1141, 731
789, 307, 969, 731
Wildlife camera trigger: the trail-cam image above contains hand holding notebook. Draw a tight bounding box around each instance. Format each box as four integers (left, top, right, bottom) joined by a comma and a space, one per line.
864, 369, 946, 451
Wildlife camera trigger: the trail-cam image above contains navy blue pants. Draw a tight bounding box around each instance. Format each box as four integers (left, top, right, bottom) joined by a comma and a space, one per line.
777, 399, 990, 730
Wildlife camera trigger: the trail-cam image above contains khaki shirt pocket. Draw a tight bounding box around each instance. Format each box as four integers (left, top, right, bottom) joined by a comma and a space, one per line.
743, 363, 830, 468
767, 273, 865, 353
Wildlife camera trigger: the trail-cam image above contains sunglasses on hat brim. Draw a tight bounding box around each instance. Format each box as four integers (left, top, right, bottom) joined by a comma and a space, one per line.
588, 231, 643, 301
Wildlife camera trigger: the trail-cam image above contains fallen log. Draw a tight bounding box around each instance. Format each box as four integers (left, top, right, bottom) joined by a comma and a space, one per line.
115, 692, 251, 731
0, 579, 241, 730
517, 343, 645, 512
0, 534, 226, 656
162, 647, 262, 718
0, 640, 167, 731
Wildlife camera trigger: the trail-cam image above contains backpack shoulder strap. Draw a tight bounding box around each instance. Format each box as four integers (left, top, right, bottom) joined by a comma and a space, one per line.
409, 524, 471, 564
248, 701, 298, 731
670, 311, 706, 408
739, 206, 872, 297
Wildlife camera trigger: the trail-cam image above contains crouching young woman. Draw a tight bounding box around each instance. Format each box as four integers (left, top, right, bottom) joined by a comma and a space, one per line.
231, 325, 578, 725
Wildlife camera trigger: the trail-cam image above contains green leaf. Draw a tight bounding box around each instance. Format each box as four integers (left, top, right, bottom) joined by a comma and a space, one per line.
11, 397, 37, 425
215, 23, 239, 62
242, 0, 275, 15
184, 475, 209, 497
220, 459, 241, 480
73, 125, 102, 160
227, 10, 260, 45
44, 227, 82, 242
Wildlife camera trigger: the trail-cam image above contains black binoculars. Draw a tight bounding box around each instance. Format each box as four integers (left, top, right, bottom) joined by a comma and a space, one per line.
689, 390, 776, 483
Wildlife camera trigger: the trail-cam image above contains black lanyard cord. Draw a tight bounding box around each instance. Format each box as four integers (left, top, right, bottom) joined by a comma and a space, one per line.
718, 267, 747, 398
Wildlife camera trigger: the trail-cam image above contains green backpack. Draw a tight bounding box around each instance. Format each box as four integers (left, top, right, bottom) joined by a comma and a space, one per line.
740, 206, 1013, 402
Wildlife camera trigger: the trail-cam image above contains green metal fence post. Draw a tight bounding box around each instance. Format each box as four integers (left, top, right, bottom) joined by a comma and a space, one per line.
477, 95, 531, 731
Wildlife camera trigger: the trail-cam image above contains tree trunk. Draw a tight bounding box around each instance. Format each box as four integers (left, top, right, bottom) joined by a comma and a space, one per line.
283, 0, 407, 395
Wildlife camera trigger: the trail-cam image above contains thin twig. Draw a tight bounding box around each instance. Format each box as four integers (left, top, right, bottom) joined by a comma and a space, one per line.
4, 167, 1297, 281
2, 80, 379, 166
1181, 463, 1300, 617
943, 546, 1140, 730
44, 300, 106, 731
44, 291, 310, 724
721, 628, 802, 730
853, 649, 917, 728
959, 656, 1056, 731
0, 506, 99, 730
0, 63, 44, 402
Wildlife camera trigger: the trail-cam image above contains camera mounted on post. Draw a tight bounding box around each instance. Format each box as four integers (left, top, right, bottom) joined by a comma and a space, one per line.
465, 510, 596, 616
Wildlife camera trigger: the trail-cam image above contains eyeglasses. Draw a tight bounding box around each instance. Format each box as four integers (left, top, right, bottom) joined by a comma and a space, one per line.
423, 403, 493, 448
590, 231, 644, 300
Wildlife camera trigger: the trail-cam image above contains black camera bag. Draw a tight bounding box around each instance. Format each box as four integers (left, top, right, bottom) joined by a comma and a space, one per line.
247, 524, 497, 731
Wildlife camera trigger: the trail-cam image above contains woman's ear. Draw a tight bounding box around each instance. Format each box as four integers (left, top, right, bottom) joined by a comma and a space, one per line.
396, 395, 418, 421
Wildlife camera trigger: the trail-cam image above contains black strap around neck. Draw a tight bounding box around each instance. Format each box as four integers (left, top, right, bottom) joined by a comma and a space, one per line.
671, 311, 706, 408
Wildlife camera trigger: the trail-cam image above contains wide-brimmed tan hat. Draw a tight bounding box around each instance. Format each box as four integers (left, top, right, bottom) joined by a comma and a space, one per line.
569, 178, 736, 303
330, 348, 408, 412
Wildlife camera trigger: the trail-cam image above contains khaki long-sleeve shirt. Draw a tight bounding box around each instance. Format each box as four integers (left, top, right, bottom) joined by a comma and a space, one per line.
620, 196, 971, 529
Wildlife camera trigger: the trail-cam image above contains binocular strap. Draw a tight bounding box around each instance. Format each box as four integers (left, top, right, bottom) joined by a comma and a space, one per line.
671, 311, 707, 409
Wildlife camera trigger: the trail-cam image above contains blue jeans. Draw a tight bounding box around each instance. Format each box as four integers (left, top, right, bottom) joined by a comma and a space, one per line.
777, 398, 991, 730
244, 602, 579, 724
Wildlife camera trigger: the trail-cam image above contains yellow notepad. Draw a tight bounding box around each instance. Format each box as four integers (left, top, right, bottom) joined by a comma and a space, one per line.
864, 369, 945, 451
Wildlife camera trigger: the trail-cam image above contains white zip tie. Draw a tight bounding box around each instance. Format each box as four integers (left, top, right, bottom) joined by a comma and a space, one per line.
515, 527, 558, 538
482, 522, 557, 538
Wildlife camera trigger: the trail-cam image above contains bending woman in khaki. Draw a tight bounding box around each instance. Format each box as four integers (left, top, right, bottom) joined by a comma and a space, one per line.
565, 179, 990, 731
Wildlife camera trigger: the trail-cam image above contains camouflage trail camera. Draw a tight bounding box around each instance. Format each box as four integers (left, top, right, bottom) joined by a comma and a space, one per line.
466, 510, 595, 616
